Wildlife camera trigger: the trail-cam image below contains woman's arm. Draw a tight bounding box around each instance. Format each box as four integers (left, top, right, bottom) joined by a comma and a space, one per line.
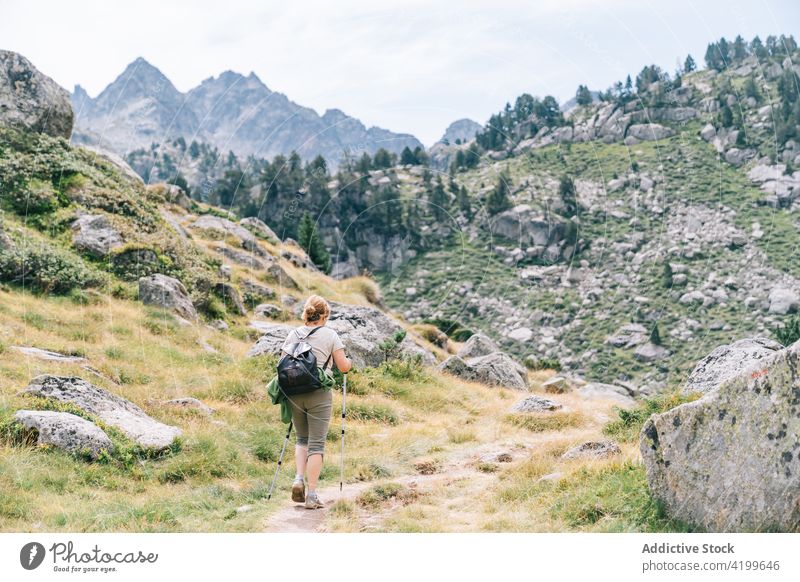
332, 348, 352, 373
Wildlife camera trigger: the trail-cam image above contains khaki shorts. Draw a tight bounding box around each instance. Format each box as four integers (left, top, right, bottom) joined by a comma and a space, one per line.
288, 388, 332, 457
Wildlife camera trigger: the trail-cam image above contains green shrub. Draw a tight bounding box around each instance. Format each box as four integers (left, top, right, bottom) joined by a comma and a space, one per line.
7, 178, 63, 215
0, 236, 106, 293
775, 315, 800, 346
346, 402, 399, 425
603, 391, 698, 443
379, 355, 427, 381
524, 357, 562, 371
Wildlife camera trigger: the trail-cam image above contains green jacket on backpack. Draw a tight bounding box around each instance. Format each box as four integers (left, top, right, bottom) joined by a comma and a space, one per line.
267, 368, 336, 424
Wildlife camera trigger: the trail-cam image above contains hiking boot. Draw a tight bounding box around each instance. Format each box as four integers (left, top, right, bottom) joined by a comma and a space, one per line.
291, 478, 305, 503
304, 491, 324, 509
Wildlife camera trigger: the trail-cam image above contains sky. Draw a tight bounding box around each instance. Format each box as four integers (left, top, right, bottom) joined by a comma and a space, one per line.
2, 0, 797, 145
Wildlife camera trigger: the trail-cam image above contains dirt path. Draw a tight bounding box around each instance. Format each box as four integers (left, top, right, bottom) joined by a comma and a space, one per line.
263, 442, 520, 533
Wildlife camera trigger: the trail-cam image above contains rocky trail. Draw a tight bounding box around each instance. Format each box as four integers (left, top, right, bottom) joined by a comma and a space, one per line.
262, 441, 511, 533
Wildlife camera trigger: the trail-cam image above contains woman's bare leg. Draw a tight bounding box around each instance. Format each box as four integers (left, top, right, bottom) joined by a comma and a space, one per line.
306, 453, 323, 491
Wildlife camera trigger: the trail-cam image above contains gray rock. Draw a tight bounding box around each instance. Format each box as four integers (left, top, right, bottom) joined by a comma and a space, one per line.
239, 216, 279, 242
325, 301, 436, 367
626, 123, 674, 142
700, 123, 717, 141
640, 341, 800, 532
13, 410, 113, 460
11, 346, 87, 363
0, 50, 73, 138
213, 244, 269, 270
508, 327, 533, 342
768, 288, 799, 314
247, 323, 295, 357
71, 214, 124, 258
456, 333, 498, 359
684, 337, 783, 394
253, 303, 284, 319
213, 282, 246, 316
578, 383, 636, 408
240, 280, 276, 301
510, 395, 562, 412
22, 375, 181, 451
542, 376, 570, 393
634, 342, 670, 362
192, 215, 265, 256
562, 440, 621, 460
138, 274, 198, 322
455, 352, 528, 390
606, 323, 648, 348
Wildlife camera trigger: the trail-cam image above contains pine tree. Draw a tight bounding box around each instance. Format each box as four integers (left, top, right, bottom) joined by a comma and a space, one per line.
558, 174, 578, 218
650, 323, 662, 345
430, 178, 449, 221
684, 54, 696, 73
662, 261, 673, 288
576, 84, 593, 106
400, 146, 417, 166
487, 174, 512, 216
457, 185, 472, 219
298, 212, 331, 273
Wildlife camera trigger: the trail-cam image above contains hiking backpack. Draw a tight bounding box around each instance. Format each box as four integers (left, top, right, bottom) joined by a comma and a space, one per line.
277, 326, 331, 396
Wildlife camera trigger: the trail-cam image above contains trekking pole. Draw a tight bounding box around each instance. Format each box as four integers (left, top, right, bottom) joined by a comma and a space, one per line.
340, 373, 347, 493
267, 421, 293, 501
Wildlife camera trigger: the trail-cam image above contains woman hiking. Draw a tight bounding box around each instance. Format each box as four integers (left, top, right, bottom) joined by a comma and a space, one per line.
280, 295, 352, 509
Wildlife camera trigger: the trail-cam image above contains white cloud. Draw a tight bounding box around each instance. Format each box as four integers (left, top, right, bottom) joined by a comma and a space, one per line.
1, 0, 797, 144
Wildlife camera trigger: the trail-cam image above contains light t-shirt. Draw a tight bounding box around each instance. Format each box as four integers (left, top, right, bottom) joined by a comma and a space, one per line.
281, 325, 345, 371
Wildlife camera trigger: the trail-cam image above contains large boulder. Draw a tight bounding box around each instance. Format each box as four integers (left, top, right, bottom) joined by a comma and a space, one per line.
684, 336, 783, 394
493, 205, 565, 247
247, 323, 294, 357
0, 50, 73, 138
192, 215, 265, 256
625, 123, 674, 143
439, 351, 528, 390
456, 333, 498, 359
325, 302, 436, 367
640, 341, 800, 532
22, 375, 181, 451
239, 217, 279, 243
578, 382, 636, 408
768, 287, 799, 315
13, 410, 113, 460
71, 214, 124, 258
138, 274, 198, 322
247, 303, 437, 368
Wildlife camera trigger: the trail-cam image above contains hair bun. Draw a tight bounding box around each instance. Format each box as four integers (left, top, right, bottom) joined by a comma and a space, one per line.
302, 295, 330, 324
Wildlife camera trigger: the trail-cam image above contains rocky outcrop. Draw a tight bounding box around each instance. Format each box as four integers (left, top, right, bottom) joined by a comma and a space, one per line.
247, 322, 294, 357
439, 352, 528, 390
624, 123, 674, 144
640, 341, 800, 532
0, 50, 73, 138
247, 303, 436, 368
578, 382, 636, 407
13, 410, 113, 460
456, 333, 498, 359
325, 301, 436, 367
192, 215, 266, 256
138, 274, 198, 322
683, 336, 783, 394
22, 375, 181, 451
71, 214, 124, 258
213, 282, 246, 315
240, 217, 279, 242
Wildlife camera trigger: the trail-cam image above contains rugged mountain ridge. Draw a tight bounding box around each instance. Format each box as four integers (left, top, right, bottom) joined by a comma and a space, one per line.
71, 57, 422, 167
